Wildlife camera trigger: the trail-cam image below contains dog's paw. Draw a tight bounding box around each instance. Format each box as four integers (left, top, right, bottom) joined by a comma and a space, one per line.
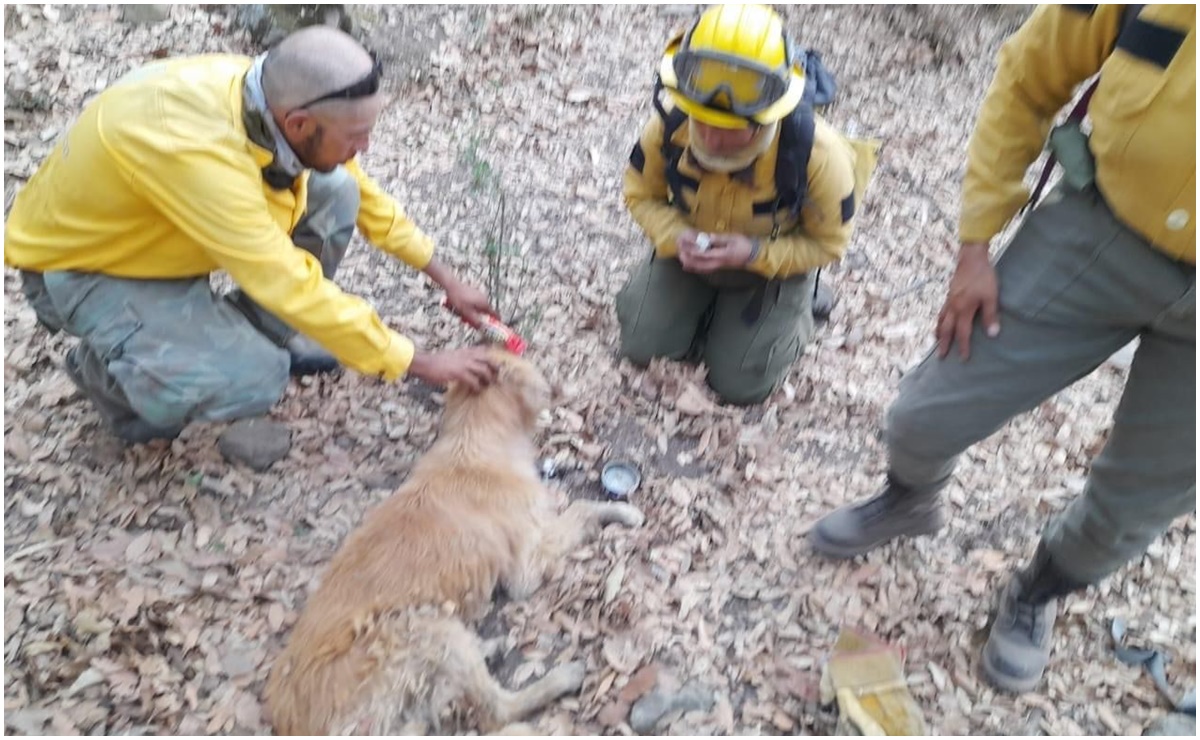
606, 502, 645, 529
546, 661, 587, 696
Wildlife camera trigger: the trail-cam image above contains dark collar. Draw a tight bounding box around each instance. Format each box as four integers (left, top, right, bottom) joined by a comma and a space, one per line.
241, 73, 301, 191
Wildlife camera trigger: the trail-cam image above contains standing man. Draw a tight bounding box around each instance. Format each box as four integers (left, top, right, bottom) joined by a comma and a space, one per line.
4, 26, 499, 444
810, 5, 1195, 692
616, 3, 877, 405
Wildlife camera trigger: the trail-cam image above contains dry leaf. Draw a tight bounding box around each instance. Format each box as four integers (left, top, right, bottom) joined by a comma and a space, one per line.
124, 532, 154, 563
233, 692, 261, 729
675, 383, 717, 416
597, 700, 629, 728
601, 632, 645, 675
618, 663, 660, 703
772, 708, 796, 732
1096, 705, 1123, 735
7, 431, 32, 461
603, 560, 626, 605
64, 667, 105, 697
267, 602, 285, 631
594, 670, 617, 700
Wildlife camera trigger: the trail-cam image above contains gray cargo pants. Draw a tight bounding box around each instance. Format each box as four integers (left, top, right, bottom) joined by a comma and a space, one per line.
887, 185, 1196, 584
615, 257, 815, 405
21, 168, 360, 442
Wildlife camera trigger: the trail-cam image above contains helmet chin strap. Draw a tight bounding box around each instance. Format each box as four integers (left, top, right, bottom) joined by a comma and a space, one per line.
688, 118, 778, 173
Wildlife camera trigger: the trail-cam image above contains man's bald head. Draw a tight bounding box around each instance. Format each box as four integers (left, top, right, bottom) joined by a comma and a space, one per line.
262, 26, 377, 113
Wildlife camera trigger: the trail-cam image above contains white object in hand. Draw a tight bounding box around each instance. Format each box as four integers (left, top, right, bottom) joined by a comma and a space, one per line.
695, 232, 712, 252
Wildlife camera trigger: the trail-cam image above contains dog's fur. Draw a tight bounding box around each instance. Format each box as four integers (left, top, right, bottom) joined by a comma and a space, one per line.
265, 350, 644, 735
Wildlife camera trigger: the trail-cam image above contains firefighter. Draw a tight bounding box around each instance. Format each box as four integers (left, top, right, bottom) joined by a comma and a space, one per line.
810, 4, 1196, 692
5, 26, 500, 445
616, 3, 878, 405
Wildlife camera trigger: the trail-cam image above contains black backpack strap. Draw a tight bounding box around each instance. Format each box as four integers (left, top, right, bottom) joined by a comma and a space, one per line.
630, 74, 673, 173
780, 102, 816, 214
767, 47, 828, 225
766, 100, 816, 233
653, 76, 697, 215
630, 74, 697, 214
661, 106, 688, 158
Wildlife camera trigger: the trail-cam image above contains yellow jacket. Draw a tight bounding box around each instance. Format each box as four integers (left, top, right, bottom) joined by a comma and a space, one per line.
962, 4, 1196, 262
624, 109, 876, 280
3, 55, 434, 380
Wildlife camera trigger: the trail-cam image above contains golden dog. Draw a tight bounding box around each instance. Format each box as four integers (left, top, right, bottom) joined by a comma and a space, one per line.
265, 350, 644, 734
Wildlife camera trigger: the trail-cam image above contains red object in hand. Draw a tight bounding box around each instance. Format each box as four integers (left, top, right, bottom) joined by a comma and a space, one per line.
477, 314, 527, 356
442, 298, 527, 355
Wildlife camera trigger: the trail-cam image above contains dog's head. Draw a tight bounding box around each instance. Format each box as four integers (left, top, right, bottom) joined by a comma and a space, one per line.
445, 349, 550, 432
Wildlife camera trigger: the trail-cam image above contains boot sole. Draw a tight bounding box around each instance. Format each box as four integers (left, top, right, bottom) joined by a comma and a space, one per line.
808, 521, 943, 559
980, 647, 1044, 694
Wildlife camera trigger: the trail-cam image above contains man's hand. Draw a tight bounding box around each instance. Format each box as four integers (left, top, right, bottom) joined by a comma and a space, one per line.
443, 280, 494, 327
424, 257, 497, 327
407, 347, 499, 393
676, 230, 756, 274
936, 242, 1000, 361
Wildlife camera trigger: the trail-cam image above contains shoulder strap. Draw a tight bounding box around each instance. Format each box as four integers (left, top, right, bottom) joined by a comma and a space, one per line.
650, 73, 688, 157
1025, 3, 1145, 211
649, 74, 696, 213
773, 48, 834, 218
774, 100, 816, 218
661, 109, 688, 155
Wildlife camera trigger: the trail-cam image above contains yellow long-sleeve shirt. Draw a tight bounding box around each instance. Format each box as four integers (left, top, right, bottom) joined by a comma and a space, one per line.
624, 109, 876, 280
962, 4, 1196, 262
3, 54, 434, 380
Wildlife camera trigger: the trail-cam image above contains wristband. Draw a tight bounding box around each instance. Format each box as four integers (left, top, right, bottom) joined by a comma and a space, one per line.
745, 238, 762, 265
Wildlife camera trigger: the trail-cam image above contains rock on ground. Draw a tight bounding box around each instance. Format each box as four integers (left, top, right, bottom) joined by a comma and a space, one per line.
629, 681, 716, 734
218, 418, 292, 471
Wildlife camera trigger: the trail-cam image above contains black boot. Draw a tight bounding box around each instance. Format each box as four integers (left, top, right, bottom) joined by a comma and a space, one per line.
285, 335, 340, 377
809, 474, 945, 558
812, 272, 837, 322
981, 544, 1088, 693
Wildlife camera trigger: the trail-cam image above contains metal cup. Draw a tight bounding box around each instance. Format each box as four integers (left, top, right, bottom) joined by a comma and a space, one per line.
600, 461, 641, 501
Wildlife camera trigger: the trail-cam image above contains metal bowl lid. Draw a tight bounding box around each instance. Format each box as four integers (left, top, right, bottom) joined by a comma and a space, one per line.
601, 461, 642, 497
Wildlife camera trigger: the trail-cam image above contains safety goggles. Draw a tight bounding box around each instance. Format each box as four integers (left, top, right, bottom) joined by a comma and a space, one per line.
294, 53, 384, 110
672, 48, 791, 118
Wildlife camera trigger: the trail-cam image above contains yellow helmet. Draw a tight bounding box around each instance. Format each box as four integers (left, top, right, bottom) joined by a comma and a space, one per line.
658, 4, 805, 130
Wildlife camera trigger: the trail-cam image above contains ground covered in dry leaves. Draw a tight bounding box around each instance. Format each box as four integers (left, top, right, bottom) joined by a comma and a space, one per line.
3, 4, 1195, 736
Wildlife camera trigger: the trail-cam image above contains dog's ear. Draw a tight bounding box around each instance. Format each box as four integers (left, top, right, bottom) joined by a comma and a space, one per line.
508, 359, 550, 422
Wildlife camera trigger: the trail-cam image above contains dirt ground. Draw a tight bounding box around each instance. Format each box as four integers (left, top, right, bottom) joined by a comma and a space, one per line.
3, 4, 1195, 736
